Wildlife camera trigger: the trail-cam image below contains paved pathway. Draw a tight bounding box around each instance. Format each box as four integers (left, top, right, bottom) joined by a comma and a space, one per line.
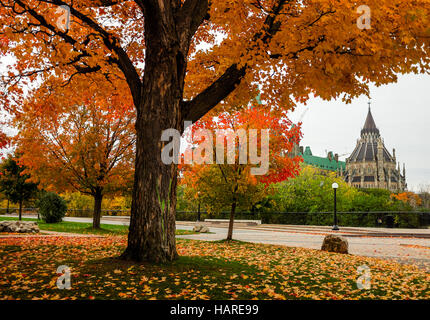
177, 223, 430, 271
2, 214, 430, 271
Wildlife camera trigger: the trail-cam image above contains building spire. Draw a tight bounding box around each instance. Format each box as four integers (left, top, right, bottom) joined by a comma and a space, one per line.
361, 101, 380, 136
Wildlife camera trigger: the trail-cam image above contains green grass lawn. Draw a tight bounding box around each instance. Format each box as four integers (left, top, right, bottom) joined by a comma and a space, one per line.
0, 236, 429, 300
0, 216, 196, 236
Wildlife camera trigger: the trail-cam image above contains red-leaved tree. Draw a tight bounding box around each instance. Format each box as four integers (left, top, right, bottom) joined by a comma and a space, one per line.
181, 106, 302, 239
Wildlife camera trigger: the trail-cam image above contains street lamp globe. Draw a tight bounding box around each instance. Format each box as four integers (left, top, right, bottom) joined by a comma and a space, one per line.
332, 182, 339, 189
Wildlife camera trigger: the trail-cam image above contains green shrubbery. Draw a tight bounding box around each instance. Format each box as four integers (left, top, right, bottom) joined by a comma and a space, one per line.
38, 192, 67, 223
269, 166, 413, 213
393, 212, 421, 228
178, 165, 426, 212
176, 210, 425, 228
59, 192, 131, 217
174, 165, 429, 228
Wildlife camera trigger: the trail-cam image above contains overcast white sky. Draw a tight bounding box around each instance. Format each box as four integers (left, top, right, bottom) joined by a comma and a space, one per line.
288, 73, 430, 192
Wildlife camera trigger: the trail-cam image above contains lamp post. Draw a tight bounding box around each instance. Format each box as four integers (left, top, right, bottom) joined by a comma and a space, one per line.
332, 182, 339, 231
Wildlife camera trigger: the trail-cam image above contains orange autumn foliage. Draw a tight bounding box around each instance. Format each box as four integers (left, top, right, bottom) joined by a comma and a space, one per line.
12, 82, 135, 198
391, 192, 422, 207
186, 106, 302, 183
0, 131, 7, 150
0, 1, 429, 112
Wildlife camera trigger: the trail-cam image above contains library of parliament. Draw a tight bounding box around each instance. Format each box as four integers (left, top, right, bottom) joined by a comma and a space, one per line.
293, 104, 407, 192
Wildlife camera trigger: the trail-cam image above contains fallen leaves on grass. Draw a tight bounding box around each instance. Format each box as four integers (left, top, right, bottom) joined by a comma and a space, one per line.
0, 236, 429, 300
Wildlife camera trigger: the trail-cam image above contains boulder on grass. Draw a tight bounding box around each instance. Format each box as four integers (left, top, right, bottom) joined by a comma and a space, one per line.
200, 226, 210, 233
192, 224, 210, 233
193, 224, 203, 232
321, 235, 348, 254
0, 221, 40, 233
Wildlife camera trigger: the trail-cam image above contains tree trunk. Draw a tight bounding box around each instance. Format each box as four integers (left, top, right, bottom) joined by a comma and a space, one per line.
121, 10, 187, 262
6, 198, 9, 214
92, 188, 103, 229
18, 200, 22, 221
227, 197, 237, 241
121, 96, 181, 262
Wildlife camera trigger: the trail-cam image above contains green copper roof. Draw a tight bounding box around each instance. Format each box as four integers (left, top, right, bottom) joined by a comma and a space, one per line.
299, 146, 346, 171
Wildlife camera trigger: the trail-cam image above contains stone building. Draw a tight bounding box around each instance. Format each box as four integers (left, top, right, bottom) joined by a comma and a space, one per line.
343, 106, 407, 192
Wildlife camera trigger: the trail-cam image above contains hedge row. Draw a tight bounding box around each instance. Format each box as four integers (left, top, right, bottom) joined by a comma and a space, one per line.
176, 211, 430, 228
2, 207, 428, 228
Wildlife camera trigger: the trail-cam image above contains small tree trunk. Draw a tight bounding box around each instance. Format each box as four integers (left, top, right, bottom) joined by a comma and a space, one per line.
18, 200, 22, 221
92, 189, 103, 229
6, 198, 9, 214
227, 197, 237, 241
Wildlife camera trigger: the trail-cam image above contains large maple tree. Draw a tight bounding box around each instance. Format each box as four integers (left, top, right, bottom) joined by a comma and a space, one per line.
0, 0, 429, 262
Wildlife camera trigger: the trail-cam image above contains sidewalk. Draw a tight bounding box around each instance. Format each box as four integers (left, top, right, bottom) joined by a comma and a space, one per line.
2, 214, 430, 238
176, 220, 430, 239
177, 224, 430, 271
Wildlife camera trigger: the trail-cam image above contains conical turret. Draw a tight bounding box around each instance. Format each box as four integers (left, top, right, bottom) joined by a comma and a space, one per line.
361, 106, 380, 137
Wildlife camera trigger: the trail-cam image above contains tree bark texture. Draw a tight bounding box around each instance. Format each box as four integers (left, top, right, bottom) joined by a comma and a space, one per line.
121, 2, 190, 262
227, 197, 237, 241
92, 188, 103, 229
18, 200, 22, 221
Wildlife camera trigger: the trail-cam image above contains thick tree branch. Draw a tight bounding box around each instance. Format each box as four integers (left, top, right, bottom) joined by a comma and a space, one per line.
181, 64, 246, 123
181, 0, 288, 123
176, 0, 209, 50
